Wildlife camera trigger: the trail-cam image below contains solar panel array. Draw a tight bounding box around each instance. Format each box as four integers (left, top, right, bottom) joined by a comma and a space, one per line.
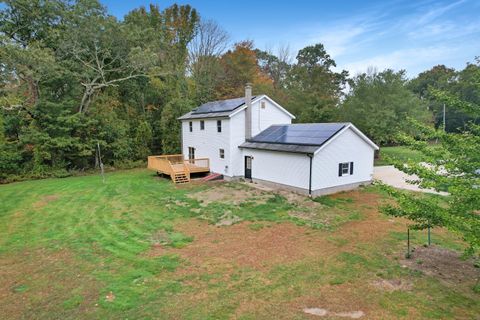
249, 123, 347, 146
192, 96, 256, 114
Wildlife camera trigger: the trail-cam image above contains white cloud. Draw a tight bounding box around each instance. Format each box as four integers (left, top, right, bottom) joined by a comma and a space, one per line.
414, 0, 466, 26
341, 46, 460, 76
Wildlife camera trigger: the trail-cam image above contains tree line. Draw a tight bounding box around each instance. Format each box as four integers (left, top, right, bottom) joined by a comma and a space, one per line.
1, 0, 478, 182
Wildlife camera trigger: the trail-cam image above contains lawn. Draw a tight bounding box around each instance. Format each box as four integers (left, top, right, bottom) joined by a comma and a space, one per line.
375, 146, 425, 166
0, 170, 478, 319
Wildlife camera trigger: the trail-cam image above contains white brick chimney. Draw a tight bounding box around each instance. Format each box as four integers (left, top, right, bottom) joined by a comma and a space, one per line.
245, 83, 252, 140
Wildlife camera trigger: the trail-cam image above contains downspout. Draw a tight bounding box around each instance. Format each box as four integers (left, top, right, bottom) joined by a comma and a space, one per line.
308, 153, 313, 197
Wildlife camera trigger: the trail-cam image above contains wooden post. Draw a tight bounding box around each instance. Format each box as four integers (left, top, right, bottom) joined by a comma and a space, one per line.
406, 228, 411, 259
427, 226, 431, 246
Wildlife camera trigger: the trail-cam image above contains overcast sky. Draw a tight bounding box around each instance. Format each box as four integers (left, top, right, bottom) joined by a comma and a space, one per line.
103, 0, 479, 77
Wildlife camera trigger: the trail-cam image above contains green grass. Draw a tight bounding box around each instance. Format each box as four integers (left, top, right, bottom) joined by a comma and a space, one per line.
0, 169, 478, 319
375, 146, 425, 166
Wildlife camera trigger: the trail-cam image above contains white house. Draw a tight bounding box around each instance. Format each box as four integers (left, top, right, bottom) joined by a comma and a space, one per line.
178, 85, 379, 196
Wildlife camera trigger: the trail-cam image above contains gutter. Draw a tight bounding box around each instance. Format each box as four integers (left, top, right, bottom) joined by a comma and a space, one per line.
308, 153, 313, 197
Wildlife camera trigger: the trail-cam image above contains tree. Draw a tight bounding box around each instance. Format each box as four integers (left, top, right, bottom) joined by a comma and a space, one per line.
339, 69, 432, 145
134, 121, 153, 159
408, 65, 471, 132
0, 0, 204, 180
60, 1, 158, 113
160, 98, 193, 154
255, 45, 292, 91
285, 43, 348, 122
383, 58, 480, 258
188, 20, 229, 103
216, 40, 273, 98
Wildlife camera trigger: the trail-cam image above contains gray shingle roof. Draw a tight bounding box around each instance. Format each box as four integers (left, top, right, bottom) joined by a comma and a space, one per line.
239, 123, 350, 154
178, 96, 256, 120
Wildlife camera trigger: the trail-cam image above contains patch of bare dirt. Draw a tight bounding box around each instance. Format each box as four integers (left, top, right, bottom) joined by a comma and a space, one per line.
371, 278, 412, 292
169, 220, 333, 273
32, 194, 59, 208
0, 248, 100, 319
214, 211, 242, 226
161, 189, 391, 275
187, 184, 274, 207
400, 245, 479, 287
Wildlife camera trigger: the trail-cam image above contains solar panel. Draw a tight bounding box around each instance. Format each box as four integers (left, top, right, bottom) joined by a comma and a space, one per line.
191, 96, 256, 114
250, 123, 347, 146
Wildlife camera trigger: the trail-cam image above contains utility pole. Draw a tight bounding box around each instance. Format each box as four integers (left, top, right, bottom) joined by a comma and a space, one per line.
443, 103, 446, 132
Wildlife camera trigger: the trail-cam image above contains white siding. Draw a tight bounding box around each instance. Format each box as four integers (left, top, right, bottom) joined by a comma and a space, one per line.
229, 111, 246, 177
229, 97, 293, 176
311, 127, 375, 191
245, 149, 310, 190
180, 96, 293, 177
250, 98, 292, 136
181, 118, 230, 175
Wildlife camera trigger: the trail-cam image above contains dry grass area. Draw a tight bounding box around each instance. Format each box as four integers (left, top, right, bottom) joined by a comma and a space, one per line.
0, 170, 478, 319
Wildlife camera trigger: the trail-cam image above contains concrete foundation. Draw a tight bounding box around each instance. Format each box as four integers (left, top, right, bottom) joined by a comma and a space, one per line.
221, 174, 372, 197
311, 180, 372, 197
249, 178, 372, 197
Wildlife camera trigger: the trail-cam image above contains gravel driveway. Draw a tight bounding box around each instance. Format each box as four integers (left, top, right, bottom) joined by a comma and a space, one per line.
373, 165, 446, 195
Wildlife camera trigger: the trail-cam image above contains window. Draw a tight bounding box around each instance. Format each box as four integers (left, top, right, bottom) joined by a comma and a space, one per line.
217, 120, 222, 132
188, 147, 195, 160
189, 121, 193, 132
219, 149, 224, 159
261, 101, 266, 109
200, 120, 205, 130
338, 162, 353, 176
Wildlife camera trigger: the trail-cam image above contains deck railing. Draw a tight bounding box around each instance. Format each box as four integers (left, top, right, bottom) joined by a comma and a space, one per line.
147, 155, 210, 181
185, 158, 209, 171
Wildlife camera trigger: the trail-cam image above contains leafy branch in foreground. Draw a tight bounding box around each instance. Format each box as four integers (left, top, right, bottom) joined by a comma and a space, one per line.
381, 61, 480, 257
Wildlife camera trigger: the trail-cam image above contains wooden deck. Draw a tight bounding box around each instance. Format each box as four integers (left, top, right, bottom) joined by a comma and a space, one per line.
147, 154, 210, 184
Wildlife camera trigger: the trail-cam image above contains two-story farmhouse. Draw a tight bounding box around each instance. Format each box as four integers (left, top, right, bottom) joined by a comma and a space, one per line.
173, 85, 379, 196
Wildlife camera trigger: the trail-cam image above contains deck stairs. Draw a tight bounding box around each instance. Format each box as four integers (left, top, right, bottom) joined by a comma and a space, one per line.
173, 172, 190, 184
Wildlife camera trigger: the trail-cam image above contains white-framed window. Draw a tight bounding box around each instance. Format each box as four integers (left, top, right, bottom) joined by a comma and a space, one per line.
200, 120, 205, 130
189, 121, 193, 132
219, 148, 224, 159
339, 162, 353, 176
217, 120, 222, 133
261, 101, 266, 109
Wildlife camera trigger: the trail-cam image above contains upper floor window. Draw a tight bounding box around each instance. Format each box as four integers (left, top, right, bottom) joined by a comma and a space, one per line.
200, 120, 205, 130
217, 120, 222, 133
189, 121, 193, 132
261, 101, 266, 109
219, 149, 225, 159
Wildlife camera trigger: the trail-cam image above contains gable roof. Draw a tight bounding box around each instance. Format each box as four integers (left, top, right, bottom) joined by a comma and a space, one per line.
239, 123, 379, 154
178, 95, 295, 120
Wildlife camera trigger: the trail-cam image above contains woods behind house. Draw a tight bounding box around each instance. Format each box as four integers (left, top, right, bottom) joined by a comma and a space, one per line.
1, 0, 479, 182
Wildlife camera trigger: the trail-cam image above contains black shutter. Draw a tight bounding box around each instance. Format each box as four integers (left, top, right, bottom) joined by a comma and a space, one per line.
338, 163, 342, 176
350, 162, 354, 175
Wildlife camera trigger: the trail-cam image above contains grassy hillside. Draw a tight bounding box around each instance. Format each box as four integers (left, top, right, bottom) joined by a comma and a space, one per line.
0, 170, 477, 319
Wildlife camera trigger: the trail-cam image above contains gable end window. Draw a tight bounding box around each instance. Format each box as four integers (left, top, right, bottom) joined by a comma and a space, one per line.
200, 120, 205, 130
217, 120, 222, 133
219, 149, 225, 159
261, 101, 266, 109
338, 162, 354, 177
189, 121, 193, 132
